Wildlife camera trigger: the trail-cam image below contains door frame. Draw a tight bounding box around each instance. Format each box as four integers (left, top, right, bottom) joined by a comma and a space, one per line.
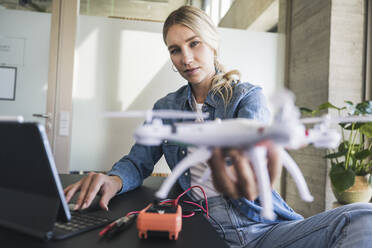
47, 0, 79, 173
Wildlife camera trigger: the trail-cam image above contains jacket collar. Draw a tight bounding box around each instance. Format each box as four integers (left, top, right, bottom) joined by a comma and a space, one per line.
183, 83, 217, 110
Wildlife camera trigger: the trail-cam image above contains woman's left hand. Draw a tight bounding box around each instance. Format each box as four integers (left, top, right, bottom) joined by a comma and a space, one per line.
208, 142, 282, 200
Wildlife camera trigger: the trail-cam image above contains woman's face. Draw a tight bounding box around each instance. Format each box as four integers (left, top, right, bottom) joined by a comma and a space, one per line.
165, 24, 215, 87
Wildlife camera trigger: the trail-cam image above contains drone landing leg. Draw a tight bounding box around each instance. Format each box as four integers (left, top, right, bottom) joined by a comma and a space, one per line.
280, 148, 313, 202
246, 147, 275, 220
155, 147, 212, 199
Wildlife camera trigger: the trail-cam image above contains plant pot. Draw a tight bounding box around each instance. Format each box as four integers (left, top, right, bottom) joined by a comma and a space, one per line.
331, 175, 372, 204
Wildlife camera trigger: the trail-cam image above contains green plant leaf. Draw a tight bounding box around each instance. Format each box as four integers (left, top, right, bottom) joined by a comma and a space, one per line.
354, 149, 372, 160
317, 102, 341, 111
345, 102, 357, 115
324, 151, 346, 159
330, 164, 355, 192
339, 123, 350, 129
356, 168, 369, 176
360, 123, 372, 138
353, 144, 362, 150
340, 122, 363, 130
355, 101, 372, 115
366, 161, 372, 175
338, 142, 349, 153
299, 107, 314, 115
349, 156, 355, 168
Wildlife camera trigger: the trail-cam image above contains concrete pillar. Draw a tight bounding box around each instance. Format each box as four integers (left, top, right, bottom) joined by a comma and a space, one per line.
284, 0, 366, 216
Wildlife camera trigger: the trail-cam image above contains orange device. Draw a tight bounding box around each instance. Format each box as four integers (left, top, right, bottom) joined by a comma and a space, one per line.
136, 203, 182, 240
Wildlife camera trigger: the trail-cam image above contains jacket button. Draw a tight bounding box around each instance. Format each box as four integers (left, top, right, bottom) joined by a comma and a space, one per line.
181, 150, 186, 155
164, 140, 168, 144
184, 172, 189, 176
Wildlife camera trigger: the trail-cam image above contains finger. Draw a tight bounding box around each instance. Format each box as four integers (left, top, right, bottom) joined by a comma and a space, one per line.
64, 184, 74, 201
225, 163, 238, 183
81, 174, 105, 209
99, 176, 123, 211
64, 182, 81, 203
75, 173, 94, 209
229, 149, 258, 200
63, 184, 73, 194
209, 148, 239, 199
99, 186, 116, 211
99, 194, 112, 211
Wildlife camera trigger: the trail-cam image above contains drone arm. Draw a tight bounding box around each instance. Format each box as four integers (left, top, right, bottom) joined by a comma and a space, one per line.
245, 147, 275, 220
155, 147, 213, 199
279, 148, 313, 202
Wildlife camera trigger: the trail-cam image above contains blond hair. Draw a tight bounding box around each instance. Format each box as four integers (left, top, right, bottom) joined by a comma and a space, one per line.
163, 5, 240, 105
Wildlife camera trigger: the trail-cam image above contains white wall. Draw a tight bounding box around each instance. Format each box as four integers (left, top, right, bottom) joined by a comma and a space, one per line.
70, 15, 283, 173
70, 16, 184, 173
218, 28, 283, 96
0, 10, 51, 121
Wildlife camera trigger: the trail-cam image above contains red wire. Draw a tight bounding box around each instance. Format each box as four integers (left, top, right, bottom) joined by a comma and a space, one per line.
99, 222, 116, 236
182, 200, 207, 214
174, 185, 209, 218
160, 200, 175, 205
182, 212, 195, 218
125, 211, 140, 217
99, 186, 210, 237
102, 185, 209, 237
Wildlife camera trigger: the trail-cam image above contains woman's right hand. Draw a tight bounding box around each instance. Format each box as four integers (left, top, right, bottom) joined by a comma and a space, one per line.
208, 142, 281, 200
63, 172, 123, 211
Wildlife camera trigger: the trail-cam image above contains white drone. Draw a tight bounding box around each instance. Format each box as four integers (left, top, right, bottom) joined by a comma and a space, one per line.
104, 91, 372, 220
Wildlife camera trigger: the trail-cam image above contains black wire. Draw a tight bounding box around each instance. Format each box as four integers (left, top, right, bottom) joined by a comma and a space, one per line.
180, 200, 226, 240
207, 214, 226, 241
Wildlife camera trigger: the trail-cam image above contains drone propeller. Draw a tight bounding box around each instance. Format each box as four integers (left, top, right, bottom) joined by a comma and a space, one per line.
103, 110, 209, 123
269, 90, 372, 125
270, 90, 302, 126
301, 115, 372, 125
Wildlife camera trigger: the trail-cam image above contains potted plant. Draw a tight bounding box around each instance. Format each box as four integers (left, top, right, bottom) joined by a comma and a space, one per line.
301, 100, 372, 204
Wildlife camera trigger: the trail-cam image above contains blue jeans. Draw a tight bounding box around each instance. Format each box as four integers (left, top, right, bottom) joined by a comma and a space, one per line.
203, 196, 372, 248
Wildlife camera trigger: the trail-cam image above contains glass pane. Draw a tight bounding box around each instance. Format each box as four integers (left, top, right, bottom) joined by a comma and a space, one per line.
70, 2, 185, 173
0, 0, 52, 13
69, 3, 283, 176
0, 1, 52, 122
79, 0, 183, 21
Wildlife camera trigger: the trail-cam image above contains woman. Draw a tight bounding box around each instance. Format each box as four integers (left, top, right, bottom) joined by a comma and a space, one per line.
65, 5, 372, 248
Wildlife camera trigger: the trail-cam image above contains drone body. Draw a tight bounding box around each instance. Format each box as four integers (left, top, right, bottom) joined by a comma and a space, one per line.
134, 116, 315, 220
104, 90, 372, 220
134, 118, 291, 148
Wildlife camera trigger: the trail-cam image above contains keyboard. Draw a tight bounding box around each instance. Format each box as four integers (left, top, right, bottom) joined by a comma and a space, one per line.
52, 211, 111, 240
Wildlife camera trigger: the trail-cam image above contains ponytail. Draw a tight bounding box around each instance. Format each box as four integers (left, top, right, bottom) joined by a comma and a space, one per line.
210, 59, 241, 105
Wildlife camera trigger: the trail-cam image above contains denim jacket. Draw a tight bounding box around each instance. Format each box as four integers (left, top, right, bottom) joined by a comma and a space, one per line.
108, 82, 303, 223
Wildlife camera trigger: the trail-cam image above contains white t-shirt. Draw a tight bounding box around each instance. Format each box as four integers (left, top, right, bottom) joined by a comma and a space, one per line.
189, 97, 219, 200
